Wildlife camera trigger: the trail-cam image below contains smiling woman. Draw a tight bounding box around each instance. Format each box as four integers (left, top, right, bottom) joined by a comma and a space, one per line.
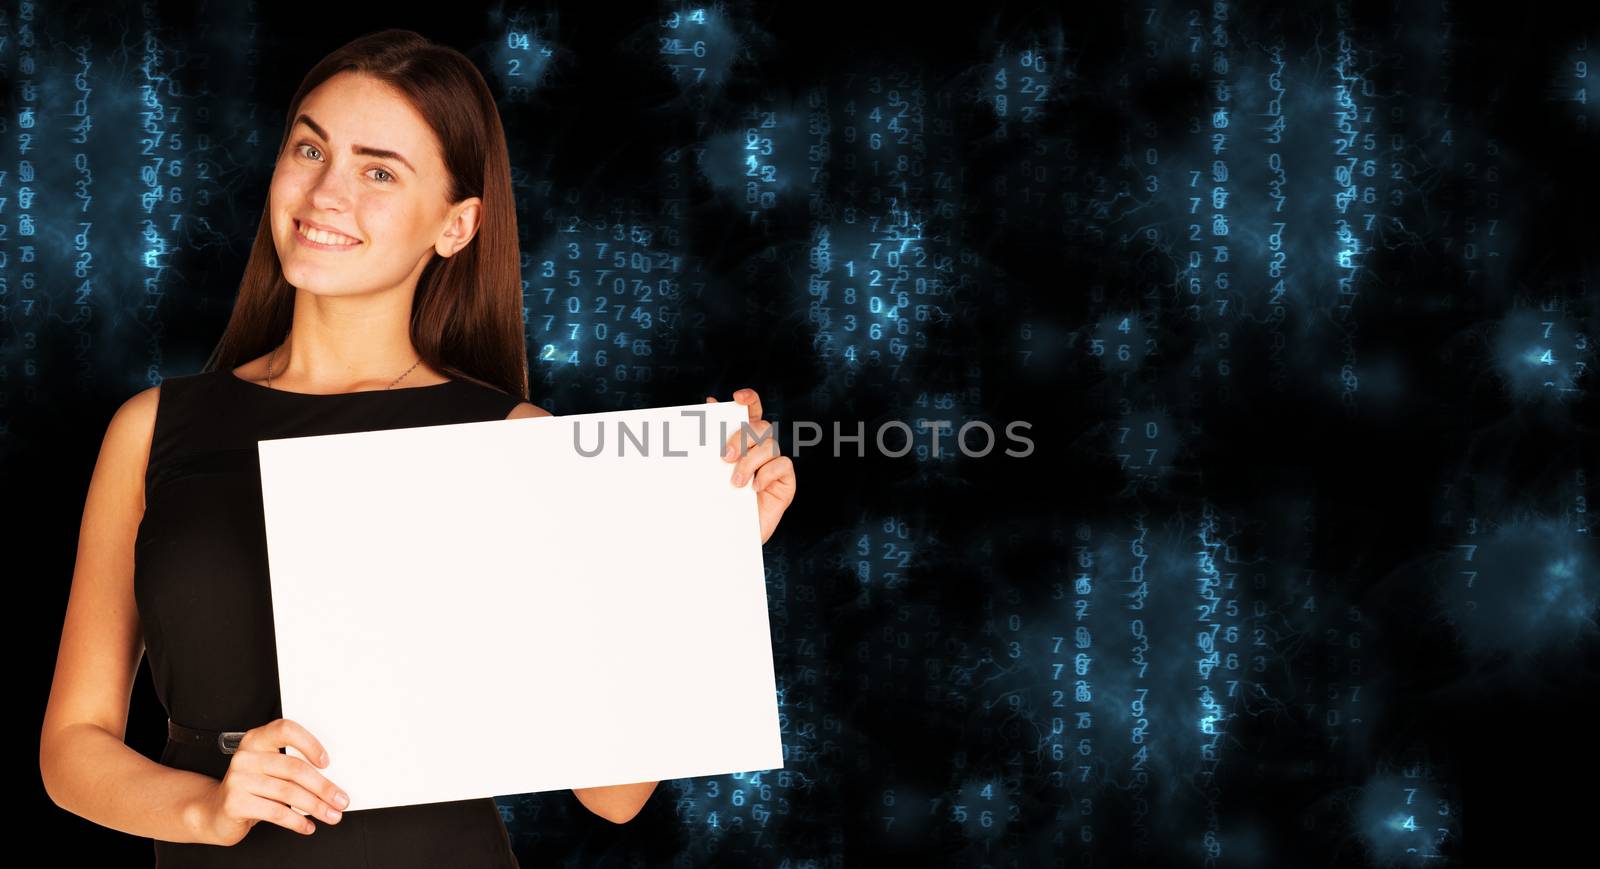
37, 28, 660, 869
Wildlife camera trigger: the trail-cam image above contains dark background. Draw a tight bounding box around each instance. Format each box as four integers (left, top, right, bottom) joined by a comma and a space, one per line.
8, 0, 1598, 865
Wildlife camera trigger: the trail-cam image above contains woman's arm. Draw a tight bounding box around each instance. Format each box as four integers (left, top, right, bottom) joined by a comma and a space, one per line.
572, 781, 659, 823
39, 387, 224, 844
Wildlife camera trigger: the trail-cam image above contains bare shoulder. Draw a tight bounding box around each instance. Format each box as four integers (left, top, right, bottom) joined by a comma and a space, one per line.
506, 401, 553, 420
114, 384, 161, 441
106, 385, 162, 508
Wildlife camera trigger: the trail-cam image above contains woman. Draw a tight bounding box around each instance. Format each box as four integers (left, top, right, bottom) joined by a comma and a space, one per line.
38, 29, 796, 866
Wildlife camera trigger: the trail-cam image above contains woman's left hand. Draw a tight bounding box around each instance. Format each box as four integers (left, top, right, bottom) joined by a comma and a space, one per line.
708, 388, 795, 546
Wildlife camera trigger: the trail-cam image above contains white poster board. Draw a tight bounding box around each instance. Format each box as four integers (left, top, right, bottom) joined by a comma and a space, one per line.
256, 400, 782, 811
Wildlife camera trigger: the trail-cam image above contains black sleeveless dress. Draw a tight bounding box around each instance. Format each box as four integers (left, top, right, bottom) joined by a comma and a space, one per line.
133, 368, 524, 868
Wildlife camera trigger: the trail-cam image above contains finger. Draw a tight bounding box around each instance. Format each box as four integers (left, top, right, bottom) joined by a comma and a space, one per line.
241, 719, 326, 768
733, 448, 779, 488
240, 771, 344, 825
752, 455, 795, 498
239, 791, 321, 835
733, 388, 763, 423
729, 421, 778, 485
250, 770, 345, 825
272, 719, 331, 768
266, 752, 349, 817
723, 417, 776, 464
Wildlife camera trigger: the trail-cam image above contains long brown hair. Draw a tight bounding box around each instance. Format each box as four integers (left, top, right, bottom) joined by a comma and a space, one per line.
202, 29, 527, 399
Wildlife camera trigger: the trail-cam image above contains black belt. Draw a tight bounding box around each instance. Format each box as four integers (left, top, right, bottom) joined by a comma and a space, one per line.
168, 718, 247, 755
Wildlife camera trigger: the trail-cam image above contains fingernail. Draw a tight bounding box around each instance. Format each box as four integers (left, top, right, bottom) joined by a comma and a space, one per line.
724, 443, 736, 460
336, 792, 349, 809
321, 751, 330, 766
731, 471, 746, 486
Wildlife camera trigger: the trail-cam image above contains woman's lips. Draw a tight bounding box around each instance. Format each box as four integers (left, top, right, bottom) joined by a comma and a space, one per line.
294, 219, 363, 250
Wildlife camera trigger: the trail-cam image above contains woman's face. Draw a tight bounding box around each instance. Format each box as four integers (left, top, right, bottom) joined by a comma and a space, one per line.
269, 71, 480, 298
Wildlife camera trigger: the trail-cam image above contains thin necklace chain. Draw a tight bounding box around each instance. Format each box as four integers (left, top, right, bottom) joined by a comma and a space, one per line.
265, 331, 424, 391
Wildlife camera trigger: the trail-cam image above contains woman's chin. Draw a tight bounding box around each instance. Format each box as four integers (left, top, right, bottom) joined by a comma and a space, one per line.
279, 267, 363, 297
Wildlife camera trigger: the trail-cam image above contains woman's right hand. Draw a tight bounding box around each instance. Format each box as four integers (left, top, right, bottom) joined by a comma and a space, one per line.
191, 718, 350, 845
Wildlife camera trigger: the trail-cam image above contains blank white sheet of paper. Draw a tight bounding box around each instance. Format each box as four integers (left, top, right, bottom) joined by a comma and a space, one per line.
256, 399, 782, 812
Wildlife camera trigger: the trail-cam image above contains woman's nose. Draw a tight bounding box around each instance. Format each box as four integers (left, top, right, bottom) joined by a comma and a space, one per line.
307, 169, 354, 208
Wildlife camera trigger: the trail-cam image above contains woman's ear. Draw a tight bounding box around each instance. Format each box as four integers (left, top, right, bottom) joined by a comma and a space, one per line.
437, 197, 483, 258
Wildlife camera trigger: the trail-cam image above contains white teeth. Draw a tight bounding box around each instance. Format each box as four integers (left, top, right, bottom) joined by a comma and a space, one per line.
297, 221, 358, 246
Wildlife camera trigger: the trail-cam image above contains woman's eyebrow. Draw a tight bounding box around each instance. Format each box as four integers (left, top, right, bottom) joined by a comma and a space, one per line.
293, 113, 416, 174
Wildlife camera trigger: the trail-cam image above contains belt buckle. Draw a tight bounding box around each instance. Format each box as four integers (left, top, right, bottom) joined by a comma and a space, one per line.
218, 731, 245, 755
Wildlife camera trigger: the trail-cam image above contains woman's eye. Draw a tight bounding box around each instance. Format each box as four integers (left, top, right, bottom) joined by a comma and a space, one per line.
296, 143, 394, 184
